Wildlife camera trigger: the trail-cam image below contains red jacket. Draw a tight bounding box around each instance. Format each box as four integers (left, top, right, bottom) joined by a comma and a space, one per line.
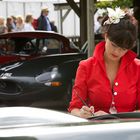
68, 41, 140, 113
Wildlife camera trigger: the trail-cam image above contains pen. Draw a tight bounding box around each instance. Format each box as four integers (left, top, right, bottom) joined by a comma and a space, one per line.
73, 89, 94, 116
74, 89, 88, 106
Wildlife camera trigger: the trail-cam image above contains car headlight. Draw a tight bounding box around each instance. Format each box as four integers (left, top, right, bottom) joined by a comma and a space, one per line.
35, 66, 62, 87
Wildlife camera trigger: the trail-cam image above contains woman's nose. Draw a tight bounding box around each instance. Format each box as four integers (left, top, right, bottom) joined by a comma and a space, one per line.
113, 47, 121, 54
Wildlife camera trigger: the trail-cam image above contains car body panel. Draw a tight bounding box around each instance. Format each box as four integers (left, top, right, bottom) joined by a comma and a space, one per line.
0, 107, 140, 140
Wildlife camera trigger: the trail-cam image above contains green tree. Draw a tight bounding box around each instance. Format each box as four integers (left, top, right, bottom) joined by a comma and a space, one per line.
96, 0, 133, 9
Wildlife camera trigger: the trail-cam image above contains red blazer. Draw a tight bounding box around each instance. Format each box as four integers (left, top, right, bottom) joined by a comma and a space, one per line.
68, 41, 140, 113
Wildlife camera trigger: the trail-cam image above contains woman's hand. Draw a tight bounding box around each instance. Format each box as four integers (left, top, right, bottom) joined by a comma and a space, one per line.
71, 107, 108, 119
80, 107, 108, 118
79, 106, 94, 118
94, 110, 108, 116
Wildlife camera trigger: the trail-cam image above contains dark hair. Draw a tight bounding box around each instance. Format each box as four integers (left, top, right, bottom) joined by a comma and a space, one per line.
102, 15, 137, 49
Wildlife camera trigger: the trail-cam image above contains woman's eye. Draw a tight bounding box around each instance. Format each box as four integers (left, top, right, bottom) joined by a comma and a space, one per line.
122, 48, 127, 51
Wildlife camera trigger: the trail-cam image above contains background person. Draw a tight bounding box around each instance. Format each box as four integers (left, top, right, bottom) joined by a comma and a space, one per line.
50, 20, 58, 32
23, 14, 35, 31
6, 16, 16, 32
14, 16, 24, 32
37, 7, 52, 31
68, 8, 140, 118
0, 17, 7, 34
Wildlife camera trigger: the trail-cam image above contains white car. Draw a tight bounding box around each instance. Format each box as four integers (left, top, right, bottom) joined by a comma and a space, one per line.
0, 107, 140, 140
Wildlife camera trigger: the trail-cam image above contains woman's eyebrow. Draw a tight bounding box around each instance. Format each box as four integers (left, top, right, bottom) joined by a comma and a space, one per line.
111, 41, 119, 48
111, 41, 127, 50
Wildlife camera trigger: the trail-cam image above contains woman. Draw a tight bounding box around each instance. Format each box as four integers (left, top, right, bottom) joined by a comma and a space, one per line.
14, 16, 24, 32
0, 17, 7, 33
6, 16, 16, 32
68, 8, 140, 118
23, 14, 35, 31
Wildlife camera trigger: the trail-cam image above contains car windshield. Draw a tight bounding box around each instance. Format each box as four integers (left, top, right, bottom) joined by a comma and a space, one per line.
0, 38, 62, 55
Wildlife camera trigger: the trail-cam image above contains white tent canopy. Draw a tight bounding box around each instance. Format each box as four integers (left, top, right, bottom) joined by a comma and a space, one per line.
2, 0, 50, 2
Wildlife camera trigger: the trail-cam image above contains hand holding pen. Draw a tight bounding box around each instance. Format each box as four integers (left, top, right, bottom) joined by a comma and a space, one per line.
73, 89, 94, 118
80, 105, 94, 118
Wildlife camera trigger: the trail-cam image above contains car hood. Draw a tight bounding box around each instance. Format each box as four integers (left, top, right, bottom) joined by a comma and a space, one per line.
0, 107, 87, 129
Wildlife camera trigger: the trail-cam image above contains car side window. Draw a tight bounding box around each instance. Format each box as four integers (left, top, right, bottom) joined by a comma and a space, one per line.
46, 39, 61, 54
0, 39, 15, 54
6, 39, 15, 54
38, 39, 62, 55
23, 41, 35, 54
0, 39, 7, 54
14, 38, 36, 55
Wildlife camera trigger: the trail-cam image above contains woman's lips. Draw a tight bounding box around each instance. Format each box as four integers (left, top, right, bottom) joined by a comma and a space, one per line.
111, 54, 118, 58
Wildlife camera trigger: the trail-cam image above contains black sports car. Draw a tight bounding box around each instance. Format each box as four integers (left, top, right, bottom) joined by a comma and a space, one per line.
0, 31, 87, 109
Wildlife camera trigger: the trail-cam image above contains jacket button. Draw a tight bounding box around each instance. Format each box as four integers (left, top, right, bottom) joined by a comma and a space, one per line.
112, 101, 115, 105
114, 92, 117, 96
115, 82, 118, 86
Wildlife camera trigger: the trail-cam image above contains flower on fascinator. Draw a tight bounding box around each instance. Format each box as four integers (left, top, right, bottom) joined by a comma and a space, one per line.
104, 7, 126, 25
97, 8, 107, 17
125, 8, 134, 16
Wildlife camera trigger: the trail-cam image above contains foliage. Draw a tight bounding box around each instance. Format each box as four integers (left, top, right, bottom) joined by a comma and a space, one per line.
96, 0, 133, 9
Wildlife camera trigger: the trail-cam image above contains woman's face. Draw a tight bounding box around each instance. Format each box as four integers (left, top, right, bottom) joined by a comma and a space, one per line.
104, 36, 128, 61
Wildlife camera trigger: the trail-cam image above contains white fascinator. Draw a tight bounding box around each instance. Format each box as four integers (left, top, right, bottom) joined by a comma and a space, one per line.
104, 7, 126, 25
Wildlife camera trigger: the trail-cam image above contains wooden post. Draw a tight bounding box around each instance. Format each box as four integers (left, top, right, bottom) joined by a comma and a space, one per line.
80, 0, 87, 46
87, 0, 95, 57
